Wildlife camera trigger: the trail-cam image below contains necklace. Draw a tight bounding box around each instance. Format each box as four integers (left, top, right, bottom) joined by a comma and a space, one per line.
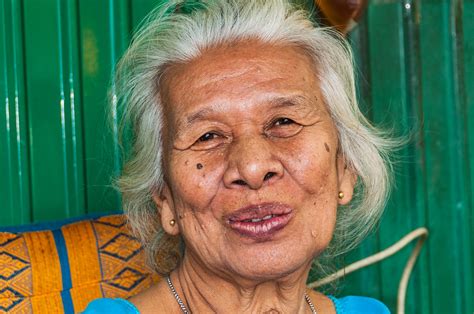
166, 276, 317, 314
166, 277, 190, 314
304, 293, 317, 314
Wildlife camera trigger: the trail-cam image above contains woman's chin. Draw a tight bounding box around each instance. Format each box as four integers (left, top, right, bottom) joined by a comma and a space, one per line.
227, 258, 310, 283
221, 247, 314, 283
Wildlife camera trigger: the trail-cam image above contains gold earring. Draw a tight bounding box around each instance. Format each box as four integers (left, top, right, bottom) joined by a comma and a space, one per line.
338, 192, 344, 199
169, 219, 176, 226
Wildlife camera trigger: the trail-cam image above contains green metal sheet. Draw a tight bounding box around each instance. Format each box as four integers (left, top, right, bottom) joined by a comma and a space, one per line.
22, 0, 85, 222
419, 1, 472, 313
131, 0, 161, 29
368, 2, 413, 312
339, 16, 382, 302
397, 1, 431, 313
78, 0, 130, 213
464, 2, 474, 312
0, 0, 31, 226
366, 1, 431, 313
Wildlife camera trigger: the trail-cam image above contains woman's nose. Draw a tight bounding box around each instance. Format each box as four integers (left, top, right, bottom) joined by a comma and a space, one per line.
223, 136, 284, 190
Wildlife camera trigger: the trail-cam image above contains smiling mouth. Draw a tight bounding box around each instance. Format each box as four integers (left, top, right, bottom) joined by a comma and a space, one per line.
226, 203, 293, 240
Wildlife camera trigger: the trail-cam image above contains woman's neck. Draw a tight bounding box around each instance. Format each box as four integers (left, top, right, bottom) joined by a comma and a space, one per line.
171, 254, 314, 314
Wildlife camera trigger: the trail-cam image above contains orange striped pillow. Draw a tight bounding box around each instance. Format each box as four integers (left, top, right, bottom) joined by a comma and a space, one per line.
0, 214, 160, 314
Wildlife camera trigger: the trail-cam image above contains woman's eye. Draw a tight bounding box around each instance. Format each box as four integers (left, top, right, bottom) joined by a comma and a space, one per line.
273, 117, 295, 126
198, 132, 218, 142
266, 117, 302, 138
190, 131, 227, 150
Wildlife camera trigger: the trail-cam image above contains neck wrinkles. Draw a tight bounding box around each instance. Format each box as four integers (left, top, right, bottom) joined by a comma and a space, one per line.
171, 253, 314, 313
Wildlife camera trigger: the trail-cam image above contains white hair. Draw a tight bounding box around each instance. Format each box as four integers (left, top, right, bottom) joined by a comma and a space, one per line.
115, 0, 397, 276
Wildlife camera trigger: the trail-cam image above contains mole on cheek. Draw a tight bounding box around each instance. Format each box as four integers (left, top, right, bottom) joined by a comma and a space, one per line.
324, 143, 330, 152
196, 163, 203, 170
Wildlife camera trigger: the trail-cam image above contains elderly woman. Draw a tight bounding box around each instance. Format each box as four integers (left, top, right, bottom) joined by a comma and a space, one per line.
85, 0, 393, 313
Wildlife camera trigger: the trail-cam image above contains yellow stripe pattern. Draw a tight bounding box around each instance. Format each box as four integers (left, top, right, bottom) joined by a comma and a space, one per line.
0, 215, 160, 314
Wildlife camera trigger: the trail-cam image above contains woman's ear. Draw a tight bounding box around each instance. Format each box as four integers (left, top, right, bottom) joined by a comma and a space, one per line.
336, 155, 358, 205
152, 184, 180, 236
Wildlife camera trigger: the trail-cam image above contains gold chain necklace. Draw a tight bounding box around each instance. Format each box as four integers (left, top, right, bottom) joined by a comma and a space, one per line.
166, 276, 317, 314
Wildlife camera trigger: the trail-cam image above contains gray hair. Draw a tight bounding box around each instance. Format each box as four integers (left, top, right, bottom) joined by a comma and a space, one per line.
115, 0, 396, 276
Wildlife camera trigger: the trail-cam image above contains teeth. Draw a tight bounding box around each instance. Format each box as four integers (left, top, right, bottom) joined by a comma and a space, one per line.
262, 214, 272, 220
247, 215, 274, 223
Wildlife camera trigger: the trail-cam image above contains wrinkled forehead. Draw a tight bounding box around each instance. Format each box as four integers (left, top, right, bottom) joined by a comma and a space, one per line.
158, 41, 323, 119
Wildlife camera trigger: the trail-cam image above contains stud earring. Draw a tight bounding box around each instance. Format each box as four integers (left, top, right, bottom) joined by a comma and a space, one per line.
169, 219, 176, 226
338, 192, 344, 199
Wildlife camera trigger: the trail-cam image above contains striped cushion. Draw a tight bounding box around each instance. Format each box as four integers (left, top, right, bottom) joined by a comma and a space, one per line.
0, 214, 160, 313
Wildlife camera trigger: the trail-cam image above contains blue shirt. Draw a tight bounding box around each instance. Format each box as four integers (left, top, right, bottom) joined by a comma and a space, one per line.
83, 296, 390, 313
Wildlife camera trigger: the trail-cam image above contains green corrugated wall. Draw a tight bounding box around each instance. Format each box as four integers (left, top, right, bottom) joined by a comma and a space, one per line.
0, 0, 472, 313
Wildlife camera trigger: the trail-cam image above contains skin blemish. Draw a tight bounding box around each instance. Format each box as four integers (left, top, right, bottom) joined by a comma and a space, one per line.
185, 160, 189, 166
324, 143, 330, 152
196, 163, 203, 170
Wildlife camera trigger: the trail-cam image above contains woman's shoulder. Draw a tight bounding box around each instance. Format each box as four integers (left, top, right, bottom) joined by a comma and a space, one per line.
81, 298, 139, 314
82, 295, 390, 314
329, 295, 391, 314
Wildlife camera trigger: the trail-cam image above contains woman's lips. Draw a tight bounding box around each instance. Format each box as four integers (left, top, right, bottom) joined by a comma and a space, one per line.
225, 203, 293, 240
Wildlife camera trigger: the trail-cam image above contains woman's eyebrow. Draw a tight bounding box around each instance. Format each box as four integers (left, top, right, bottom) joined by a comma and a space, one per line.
269, 95, 309, 109
180, 95, 310, 128
175, 105, 223, 134
185, 107, 217, 125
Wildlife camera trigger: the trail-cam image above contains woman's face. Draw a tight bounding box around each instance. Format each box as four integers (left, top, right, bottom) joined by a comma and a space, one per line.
156, 42, 355, 281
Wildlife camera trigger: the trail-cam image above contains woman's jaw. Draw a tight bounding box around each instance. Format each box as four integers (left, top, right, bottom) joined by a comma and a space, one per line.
160, 184, 337, 282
